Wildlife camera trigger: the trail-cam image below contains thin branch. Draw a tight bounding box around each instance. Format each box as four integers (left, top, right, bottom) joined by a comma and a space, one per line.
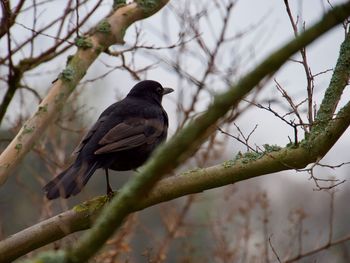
269, 235, 282, 263
284, 234, 350, 262
284, 0, 314, 128
179, 1, 235, 129
217, 126, 258, 153
0, 0, 90, 65
75, 0, 80, 37
274, 79, 307, 132
248, 100, 300, 145
15, 22, 74, 44
317, 161, 350, 169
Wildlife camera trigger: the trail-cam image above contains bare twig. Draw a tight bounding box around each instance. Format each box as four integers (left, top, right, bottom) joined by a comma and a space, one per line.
217, 126, 258, 153
269, 235, 282, 263
248, 100, 301, 145
284, 0, 314, 128
75, 0, 80, 37
284, 233, 350, 262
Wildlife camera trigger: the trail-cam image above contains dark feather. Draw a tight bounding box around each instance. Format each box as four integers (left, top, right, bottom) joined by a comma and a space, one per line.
95, 134, 147, 154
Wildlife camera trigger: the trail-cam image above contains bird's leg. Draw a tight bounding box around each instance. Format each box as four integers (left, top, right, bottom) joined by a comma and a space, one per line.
105, 168, 113, 198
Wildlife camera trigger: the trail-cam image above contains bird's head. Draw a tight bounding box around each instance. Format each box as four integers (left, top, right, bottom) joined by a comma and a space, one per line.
127, 80, 174, 104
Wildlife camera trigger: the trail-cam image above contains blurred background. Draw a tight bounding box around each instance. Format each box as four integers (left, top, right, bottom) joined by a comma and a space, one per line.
1, 0, 350, 262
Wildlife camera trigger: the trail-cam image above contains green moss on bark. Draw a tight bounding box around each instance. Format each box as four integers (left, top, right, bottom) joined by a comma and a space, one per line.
73, 196, 109, 214
136, 0, 158, 16
21, 250, 67, 263
74, 36, 93, 49
59, 66, 74, 81
313, 32, 350, 133
97, 20, 111, 33
113, 0, 126, 9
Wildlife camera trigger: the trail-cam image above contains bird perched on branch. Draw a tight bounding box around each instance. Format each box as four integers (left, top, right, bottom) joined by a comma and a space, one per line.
44, 80, 173, 199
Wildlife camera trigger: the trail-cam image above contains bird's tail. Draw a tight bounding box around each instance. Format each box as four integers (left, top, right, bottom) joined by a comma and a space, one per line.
43, 160, 98, 199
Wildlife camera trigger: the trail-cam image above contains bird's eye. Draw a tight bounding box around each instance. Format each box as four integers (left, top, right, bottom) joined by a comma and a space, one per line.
156, 87, 163, 94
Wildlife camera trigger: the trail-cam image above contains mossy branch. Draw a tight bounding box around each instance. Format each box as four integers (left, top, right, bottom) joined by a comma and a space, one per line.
0, 0, 170, 187
313, 31, 350, 132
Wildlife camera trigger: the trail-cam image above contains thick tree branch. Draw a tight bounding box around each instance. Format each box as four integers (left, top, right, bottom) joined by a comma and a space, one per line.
314, 27, 350, 129
0, 0, 170, 186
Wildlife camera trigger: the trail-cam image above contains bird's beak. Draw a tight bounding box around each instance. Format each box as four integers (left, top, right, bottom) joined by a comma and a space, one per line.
163, 87, 174, 95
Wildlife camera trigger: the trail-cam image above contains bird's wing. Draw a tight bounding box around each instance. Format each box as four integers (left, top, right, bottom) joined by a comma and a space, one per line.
73, 116, 107, 154
94, 118, 164, 154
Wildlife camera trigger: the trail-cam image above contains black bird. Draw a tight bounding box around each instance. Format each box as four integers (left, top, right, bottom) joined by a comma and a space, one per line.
44, 80, 173, 199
